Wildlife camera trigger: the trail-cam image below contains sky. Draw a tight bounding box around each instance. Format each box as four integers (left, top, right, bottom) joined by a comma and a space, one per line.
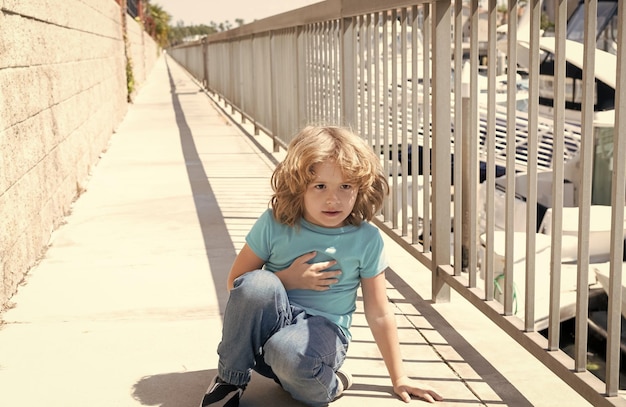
153, 0, 324, 27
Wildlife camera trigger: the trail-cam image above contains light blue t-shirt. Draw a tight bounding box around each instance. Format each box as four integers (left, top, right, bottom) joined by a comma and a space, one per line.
245, 209, 388, 339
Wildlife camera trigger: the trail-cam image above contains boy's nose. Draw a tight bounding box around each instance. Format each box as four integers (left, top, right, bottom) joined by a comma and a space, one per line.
325, 191, 337, 204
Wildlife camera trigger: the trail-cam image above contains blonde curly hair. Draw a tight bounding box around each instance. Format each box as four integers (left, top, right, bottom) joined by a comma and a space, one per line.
270, 125, 389, 227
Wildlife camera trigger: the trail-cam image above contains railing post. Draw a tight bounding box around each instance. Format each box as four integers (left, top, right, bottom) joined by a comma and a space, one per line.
202, 37, 209, 89
340, 16, 356, 128
461, 62, 471, 272
269, 31, 280, 152
296, 25, 306, 129
431, 0, 452, 302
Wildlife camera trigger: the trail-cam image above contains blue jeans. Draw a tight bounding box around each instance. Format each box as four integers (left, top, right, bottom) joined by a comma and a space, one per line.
217, 270, 349, 407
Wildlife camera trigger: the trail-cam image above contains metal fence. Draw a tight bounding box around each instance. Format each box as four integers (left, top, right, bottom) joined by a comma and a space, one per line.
168, 0, 626, 405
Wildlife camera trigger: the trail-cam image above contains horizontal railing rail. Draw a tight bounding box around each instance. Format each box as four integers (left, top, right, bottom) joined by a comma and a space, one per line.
168, 1, 626, 405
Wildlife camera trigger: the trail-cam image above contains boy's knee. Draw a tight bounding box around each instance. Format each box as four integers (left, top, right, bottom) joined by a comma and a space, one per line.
233, 270, 281, 295
264, 346, 334, 405
230, 270, 286, 311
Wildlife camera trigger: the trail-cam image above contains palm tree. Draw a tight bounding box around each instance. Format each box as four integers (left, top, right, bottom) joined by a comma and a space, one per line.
145, 1, 171, 48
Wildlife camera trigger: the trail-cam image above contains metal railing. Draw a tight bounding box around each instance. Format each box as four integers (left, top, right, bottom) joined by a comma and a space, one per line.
168, 0, 626, 404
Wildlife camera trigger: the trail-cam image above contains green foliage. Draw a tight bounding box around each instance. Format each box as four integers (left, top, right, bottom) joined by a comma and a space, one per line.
126, 52, 135, 101
150, 0, 247, 46
167, 24, 219, 46
146, 2, 171, 48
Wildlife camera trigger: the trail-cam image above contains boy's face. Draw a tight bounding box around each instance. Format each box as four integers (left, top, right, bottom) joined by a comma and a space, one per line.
303, 161, 357, 228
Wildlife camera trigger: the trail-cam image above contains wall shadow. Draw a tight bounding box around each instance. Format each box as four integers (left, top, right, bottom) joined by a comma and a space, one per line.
164, 58, 235, 316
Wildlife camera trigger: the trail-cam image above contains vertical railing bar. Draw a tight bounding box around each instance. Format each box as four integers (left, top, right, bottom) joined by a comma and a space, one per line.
453, 0, 463, 274
411, 5, 420, 244
237, 40, 243, 115
320, 23, 325, 122
323, 22, 329, 123
422, 4, 432, 253
310, 24, 316, 121
275, 33, 281, 137
383, 11, 391, 222
304, 26, 310, 121
243, 40, 248, 114
320, 23, 326, 121
341, 16, 357, 128
269, 31, 280, 151
315, 22, 326, 122
328, 21, 334, 121
360, 15, 366, 137
310, 25, 316, 122
223, 43, 228, 107
276, 33, 284, 141
372, 13, 381, 166
274, 34, 281, 136
606, 0, 626, 396
547, 0, 568, 351
504, 0, 518, 316
575, 0, 595, 373
311, 25, 316, 122
224, 42, 230, 106
468, 0, 479, 289
266, 35, 272, 127
330, 20, 336, 124
285, 32, 291, 139
354, 16, 363, 134
330, 20, 335, 123
292, 29, 299, 133
314, 23, 320, 122
333, 20, 341, 122
367, 13, 373, 147
232, 40, 237, 109
524, 0, 541, 333
296, 26, 306, 130
431, 0, 452, 302
401, 7, 409, 236
250, 38, 257, 129
316, 23, 322, 121
281, 32, 288, 139
216, 44, 220, 96
245, 39, 252, 124
251, 40, 255, 121
484, 0, 497, 300
391, 8, 400, 230
326, 22, 332, 122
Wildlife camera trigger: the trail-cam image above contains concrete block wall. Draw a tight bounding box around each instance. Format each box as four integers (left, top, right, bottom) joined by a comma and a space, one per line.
0, 0, 157, 310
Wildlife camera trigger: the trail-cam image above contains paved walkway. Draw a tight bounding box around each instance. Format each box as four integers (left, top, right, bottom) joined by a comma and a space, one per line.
0, 55, 594, 406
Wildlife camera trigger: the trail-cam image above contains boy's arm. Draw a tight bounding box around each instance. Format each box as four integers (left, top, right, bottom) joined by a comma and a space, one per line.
362, 270, 442, 403
227, 244, 265, 290
228, 245, 341, 291
275, 251, 341, 291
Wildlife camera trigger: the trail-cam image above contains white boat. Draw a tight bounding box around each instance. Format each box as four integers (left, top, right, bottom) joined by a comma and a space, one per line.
593, 263, 626, 319
478, 231, 599, 330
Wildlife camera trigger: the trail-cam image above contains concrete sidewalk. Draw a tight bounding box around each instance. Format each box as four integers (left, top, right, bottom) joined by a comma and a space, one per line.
0, 55, 593, 407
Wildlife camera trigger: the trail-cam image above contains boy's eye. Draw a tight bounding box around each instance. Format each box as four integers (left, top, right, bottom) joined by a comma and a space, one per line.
340, 184, 353, 190
314, 184, 326, 190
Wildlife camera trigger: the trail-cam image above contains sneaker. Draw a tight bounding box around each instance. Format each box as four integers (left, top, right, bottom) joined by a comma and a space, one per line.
333, 370, 353, 400
200, 375, 245, 407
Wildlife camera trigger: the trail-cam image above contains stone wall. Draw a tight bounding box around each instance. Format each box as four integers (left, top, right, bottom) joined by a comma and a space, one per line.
0, 0, 157, 309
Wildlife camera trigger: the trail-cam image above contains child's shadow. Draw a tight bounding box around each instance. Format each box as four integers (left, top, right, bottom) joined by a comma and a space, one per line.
132, 369, 308, 407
